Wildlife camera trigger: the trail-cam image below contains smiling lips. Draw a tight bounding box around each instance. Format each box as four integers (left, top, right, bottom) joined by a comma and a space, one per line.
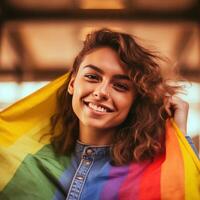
83, 100, 114, 113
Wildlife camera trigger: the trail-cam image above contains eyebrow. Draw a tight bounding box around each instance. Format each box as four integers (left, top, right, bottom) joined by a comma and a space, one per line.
83, 64, 131, 81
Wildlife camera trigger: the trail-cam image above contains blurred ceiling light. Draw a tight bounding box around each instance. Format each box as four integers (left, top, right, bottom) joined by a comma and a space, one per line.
16, 22, 79, 68
0, 83, 19, 103
79, 0, 125, 9
8, 0, 72, 10
0, 82, 48, 110
134, 0, 196, 11
187, 109, 200, 136
178, 82, 200, 103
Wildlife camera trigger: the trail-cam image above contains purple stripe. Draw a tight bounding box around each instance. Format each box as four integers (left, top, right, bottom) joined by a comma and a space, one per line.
100, 165, 130, 200
119, 161, 150, 199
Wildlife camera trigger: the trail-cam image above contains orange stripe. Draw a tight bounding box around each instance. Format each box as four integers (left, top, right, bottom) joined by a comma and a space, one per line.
161, 120, 185, 199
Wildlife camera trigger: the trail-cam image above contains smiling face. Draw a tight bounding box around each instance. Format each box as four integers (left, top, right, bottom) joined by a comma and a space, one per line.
68, 47, 136, 138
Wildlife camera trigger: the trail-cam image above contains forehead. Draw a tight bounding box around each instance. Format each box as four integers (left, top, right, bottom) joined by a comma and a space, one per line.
79, 47, 129, 75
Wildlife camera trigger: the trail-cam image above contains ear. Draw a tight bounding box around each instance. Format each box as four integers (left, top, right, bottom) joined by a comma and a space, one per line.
68, 76, 75, 95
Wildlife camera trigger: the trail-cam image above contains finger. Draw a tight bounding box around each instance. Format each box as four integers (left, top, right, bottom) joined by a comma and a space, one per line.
164, 96, 172, 116
168, 95, 189, 111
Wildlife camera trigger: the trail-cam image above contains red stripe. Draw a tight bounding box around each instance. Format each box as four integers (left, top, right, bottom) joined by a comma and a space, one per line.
119, 160, 153, 200
139, 154, 165, 200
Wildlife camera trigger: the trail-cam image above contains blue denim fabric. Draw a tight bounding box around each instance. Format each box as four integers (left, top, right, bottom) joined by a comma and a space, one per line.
53, 136, 198, 200
65, 143, 111, 200
185, 136, 199, 158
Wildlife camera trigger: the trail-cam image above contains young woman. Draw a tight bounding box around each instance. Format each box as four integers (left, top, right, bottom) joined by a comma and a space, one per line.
49, 28, 198, 199
0, 28, 199, 200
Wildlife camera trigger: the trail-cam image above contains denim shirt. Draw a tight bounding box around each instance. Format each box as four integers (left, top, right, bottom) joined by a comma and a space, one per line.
53, 137, 198, 200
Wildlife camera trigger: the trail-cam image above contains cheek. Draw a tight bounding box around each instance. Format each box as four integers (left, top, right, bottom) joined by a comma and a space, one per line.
74, 77, 93, 95
117, 94, 135, 110
71, 94, 79, 116
71, 81, 91, 111
72, 81, 86, 99
115, 94, 135, 121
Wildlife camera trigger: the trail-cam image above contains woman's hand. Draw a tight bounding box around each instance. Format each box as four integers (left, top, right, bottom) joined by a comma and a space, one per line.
164, 95, 189, 135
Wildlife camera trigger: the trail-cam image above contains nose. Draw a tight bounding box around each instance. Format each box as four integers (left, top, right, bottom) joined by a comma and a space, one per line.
92, 82, 110, 100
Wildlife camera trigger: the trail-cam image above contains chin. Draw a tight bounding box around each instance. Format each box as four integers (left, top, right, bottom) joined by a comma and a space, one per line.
82, 120, 113, 130
85, 123, 109, 130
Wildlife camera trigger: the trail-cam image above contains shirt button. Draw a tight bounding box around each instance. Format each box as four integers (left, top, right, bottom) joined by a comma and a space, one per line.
76, 175, 84, 180
86, 148, 94, 155
83, 160, 91, 165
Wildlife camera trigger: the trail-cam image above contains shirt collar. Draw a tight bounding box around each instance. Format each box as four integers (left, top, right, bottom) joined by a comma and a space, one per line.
75, 140, 111, 160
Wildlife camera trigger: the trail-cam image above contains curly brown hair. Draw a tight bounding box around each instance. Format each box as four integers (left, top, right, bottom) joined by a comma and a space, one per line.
50, 28, 179, 165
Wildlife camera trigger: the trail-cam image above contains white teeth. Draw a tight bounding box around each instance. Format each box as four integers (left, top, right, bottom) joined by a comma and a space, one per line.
88, 103, 108, 112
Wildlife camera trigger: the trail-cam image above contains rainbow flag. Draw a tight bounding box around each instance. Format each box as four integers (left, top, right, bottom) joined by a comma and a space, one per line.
0, 73, 199, 199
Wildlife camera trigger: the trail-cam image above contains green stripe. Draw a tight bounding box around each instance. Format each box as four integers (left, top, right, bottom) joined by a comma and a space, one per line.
0, 144, 70, 200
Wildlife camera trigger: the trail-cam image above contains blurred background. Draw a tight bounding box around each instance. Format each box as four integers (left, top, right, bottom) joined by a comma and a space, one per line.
0, 0, 199, 151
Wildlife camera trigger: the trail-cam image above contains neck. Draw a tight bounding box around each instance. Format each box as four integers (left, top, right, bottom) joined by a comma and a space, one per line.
79, 123, 115, 146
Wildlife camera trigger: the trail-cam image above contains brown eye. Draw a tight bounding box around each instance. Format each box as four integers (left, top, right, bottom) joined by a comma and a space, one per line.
113, 83, 128, 91
84, 74, 100, 81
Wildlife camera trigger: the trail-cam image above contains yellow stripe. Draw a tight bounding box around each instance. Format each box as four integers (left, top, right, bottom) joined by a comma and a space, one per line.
0, 74, 68, 190
171, 119, 200, 200
0, 74, 67, 147
0, 119, 51, 191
